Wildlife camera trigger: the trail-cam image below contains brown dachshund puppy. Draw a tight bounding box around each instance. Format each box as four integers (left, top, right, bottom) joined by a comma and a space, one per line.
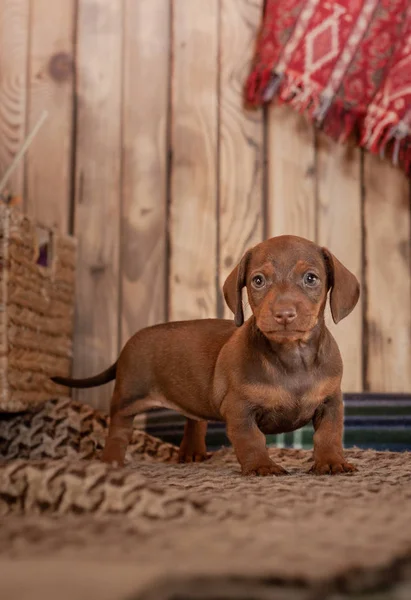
52, 235, 360, 476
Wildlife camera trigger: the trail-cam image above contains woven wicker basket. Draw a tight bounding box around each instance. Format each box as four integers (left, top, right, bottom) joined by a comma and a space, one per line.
0, 206, 76, 412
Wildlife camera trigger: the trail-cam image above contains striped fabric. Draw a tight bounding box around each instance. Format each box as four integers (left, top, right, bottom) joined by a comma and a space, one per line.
144, 394, 411, 452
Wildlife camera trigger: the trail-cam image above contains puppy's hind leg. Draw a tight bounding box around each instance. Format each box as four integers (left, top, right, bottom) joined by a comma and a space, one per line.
178, 419, 209, 463
101, 387, 144, 467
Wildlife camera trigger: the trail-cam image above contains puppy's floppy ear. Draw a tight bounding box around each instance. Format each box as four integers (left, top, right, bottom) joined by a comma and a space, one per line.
322, 248, 360, 324
223, 249, 252, 327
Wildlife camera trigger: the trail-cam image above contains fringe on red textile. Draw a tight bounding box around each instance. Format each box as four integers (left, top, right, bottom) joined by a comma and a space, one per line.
361, 114, 411, 170
245, 67, 411, 175
244, 69, 272, 109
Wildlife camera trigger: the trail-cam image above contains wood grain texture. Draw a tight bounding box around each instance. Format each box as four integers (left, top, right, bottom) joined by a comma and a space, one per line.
120, 0, 169, 346
25, 0, 75, 231
219, 0, 264, 320
316, 136, 363, 392
267, 106, 316, 238
169, 0, 219, 321
364, 154, 411, 392
267, 106, 315, 448
0, 0, 29, 197
73, 0, 122, 410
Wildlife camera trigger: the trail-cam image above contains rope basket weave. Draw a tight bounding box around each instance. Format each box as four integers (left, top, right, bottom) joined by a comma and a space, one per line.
0, 206, 76, 412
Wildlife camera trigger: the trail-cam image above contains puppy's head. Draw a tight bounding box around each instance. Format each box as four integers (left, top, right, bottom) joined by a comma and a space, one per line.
223, 235, 360, 342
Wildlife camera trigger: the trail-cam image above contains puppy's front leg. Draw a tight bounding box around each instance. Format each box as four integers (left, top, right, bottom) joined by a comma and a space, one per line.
310, 390, 357, 475
223, 399, 288, 477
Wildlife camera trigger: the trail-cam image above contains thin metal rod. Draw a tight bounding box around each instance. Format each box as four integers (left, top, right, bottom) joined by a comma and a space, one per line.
0, 110, 48, 196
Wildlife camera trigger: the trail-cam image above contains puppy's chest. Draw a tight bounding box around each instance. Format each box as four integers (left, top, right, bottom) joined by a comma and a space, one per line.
250, 375, 333, 435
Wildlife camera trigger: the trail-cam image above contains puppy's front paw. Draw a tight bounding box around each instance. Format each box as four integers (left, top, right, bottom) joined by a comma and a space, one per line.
309, 457, 357, 475
242, 461, 289, 477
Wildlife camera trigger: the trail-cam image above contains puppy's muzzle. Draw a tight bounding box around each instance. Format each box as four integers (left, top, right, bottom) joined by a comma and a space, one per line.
273, 307, 297, 326
258, 305, 318, 336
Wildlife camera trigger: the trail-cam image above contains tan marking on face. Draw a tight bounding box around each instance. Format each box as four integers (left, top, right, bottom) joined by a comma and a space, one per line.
248, 261, 273, 278
294, 259, 314, 272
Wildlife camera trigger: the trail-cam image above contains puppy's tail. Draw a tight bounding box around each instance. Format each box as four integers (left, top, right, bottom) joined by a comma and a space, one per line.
51, 362, 117, 389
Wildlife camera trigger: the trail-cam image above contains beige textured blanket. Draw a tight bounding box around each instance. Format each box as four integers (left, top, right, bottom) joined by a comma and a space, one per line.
1, 398, 411, 600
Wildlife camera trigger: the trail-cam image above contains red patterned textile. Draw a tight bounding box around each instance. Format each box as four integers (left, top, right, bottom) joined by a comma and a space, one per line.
245, 0, 411, 175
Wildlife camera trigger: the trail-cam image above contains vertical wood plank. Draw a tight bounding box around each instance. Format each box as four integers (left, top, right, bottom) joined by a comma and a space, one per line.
120, 0, 169, 345
317, 137, 363, 392
219, 0, 264, 319
267, 106, 316, 238
0, 0, 29, 197
24, 0, 75, 232
73, 0, 122, 410
169, 0, 219, 321
267, 105, 316, 448
364, 154, 411, 392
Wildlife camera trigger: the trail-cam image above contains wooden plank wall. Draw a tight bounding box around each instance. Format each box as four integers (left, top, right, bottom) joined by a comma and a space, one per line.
0, 0, 410, 412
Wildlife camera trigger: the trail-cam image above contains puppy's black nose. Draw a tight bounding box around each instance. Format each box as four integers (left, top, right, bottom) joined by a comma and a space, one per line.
274, 308, 297, 325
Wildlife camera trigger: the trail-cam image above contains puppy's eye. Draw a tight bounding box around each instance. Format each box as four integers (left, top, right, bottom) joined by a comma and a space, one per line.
251, 274, 266, 289
304, 272, 319, 286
